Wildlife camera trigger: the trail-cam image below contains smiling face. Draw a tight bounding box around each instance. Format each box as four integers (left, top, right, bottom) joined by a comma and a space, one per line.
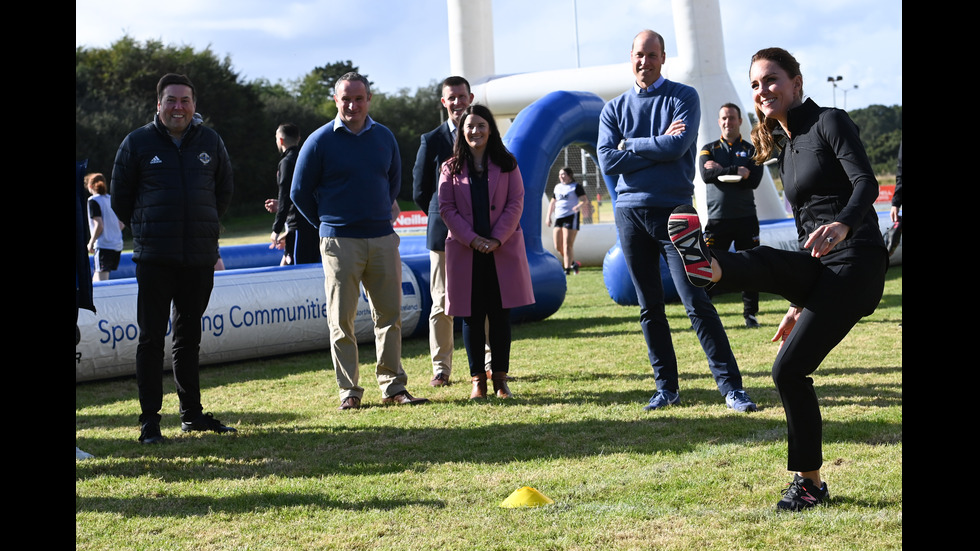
334, 79, 371, 133
441, 83, 473, 127
157, 84, 196, 138
631, 31, 666, 89
749, 58, 803, 127
718, 106, 742, 142
559, 169, 572, 183
463, 112, 489, 156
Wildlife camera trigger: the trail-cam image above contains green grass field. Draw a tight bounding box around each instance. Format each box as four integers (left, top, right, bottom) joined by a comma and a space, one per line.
76, 260, 902, 550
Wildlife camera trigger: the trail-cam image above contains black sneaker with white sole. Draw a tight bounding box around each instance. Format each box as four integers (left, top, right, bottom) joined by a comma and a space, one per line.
181, 412, 237, 434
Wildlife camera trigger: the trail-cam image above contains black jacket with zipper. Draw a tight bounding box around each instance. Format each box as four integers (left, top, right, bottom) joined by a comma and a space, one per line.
111, 115, 234, 267
773, 98, 885, 253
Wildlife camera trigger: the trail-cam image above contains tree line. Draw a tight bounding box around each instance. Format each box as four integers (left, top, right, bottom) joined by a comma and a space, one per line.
76, 37, 901, 220
847, 105, 902, 175
76, 37, 443, 219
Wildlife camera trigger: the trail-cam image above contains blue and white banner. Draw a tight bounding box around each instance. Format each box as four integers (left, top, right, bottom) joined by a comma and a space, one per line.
75, 263, 423, 382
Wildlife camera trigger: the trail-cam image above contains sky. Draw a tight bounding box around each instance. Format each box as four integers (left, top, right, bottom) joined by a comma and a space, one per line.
76, 0, 901, 113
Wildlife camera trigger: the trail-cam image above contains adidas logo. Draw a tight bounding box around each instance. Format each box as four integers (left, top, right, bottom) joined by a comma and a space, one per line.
149, 156, 163, 164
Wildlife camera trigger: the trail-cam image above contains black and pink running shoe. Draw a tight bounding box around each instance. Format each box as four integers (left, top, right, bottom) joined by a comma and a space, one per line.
667, 205, 713, 287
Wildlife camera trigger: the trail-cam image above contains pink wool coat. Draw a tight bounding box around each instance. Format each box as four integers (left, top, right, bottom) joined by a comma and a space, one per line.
438, 160, 535, 317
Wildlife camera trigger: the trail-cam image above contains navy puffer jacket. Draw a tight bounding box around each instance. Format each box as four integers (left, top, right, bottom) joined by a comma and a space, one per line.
111, 115, 233, 267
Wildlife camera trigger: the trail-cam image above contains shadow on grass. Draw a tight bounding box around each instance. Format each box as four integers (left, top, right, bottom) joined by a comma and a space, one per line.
76, 493, 447, 516
75, 391, 901, 477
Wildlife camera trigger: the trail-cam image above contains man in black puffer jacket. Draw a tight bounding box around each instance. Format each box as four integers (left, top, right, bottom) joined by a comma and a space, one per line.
111, 73, 235, 444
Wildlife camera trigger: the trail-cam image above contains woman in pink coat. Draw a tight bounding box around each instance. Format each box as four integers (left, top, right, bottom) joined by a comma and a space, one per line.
439, 104, 535, 399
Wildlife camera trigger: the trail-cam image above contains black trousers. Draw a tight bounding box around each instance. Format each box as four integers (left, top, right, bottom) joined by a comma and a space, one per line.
705, 216, 760, 318
462, 252, 511, 377
714, 245, 887, 471
135, 263, 215, 424
292, 223, 322, 265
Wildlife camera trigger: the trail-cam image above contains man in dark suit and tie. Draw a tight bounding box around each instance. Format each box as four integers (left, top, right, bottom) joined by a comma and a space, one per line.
412, 76, 475, 387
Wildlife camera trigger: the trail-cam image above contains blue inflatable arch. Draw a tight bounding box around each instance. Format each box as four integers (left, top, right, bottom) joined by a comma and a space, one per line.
503, 90, 676, 307
501, 90, 611, 321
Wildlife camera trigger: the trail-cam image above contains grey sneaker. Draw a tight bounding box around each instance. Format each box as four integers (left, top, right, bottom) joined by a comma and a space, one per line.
643, 389, 680, 411
726, 389, 758, 412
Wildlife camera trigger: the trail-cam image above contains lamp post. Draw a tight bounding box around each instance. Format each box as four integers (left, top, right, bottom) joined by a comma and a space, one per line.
827, 75, 843, 107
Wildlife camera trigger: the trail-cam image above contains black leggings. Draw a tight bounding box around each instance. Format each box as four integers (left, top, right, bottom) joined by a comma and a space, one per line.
714, 245, 887, 471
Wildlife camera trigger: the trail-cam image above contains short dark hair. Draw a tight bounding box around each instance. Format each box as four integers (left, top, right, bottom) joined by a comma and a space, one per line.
336, 72, 371, 97
720, 103, 742, 118
440, 75, 471, 94
156, 73, 196, 102
277, 123, 301, 145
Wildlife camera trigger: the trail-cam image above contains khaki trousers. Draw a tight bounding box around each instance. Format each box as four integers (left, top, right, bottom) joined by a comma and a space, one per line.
320, 234, 407, 400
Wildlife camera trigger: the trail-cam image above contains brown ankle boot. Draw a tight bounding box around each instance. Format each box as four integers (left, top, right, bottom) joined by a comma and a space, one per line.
470, 374, 487, 399
491, 372, 511, 398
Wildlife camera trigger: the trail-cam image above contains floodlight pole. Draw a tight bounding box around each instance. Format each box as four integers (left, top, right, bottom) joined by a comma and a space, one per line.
573, 0, 581, 68
827, 75, 843, 107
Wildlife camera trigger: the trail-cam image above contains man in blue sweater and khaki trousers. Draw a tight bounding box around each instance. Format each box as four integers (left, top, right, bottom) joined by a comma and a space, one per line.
291, 72, 429, 411
597, 30, 757, 413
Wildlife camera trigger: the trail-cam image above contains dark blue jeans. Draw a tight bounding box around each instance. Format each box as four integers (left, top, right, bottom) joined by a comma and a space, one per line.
615, 206, 743, 396
135, 263, 214, 424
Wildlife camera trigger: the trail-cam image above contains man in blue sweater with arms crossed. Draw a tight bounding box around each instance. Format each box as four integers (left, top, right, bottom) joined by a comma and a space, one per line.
291, 72, 429, 411
597, 30, 756, 413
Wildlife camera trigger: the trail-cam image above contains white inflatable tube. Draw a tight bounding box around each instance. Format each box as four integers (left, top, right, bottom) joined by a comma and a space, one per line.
75, 263, 422, 383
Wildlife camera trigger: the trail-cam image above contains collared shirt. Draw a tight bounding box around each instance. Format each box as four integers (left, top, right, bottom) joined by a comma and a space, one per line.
447, 119, 459, 146
633, 75, 666, 94
332, 114, 376, 136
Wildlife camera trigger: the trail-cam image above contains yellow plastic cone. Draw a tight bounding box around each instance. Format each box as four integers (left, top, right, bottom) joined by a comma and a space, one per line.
499, 486, 554, 508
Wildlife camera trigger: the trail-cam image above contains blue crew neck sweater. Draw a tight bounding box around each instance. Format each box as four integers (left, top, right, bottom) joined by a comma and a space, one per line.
290, 119, 401, 239
597, 79, 701, 209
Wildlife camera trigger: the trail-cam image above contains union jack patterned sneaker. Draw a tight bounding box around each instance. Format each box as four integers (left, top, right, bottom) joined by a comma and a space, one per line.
776, 474, 829, 511
667, 205, 713, 287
